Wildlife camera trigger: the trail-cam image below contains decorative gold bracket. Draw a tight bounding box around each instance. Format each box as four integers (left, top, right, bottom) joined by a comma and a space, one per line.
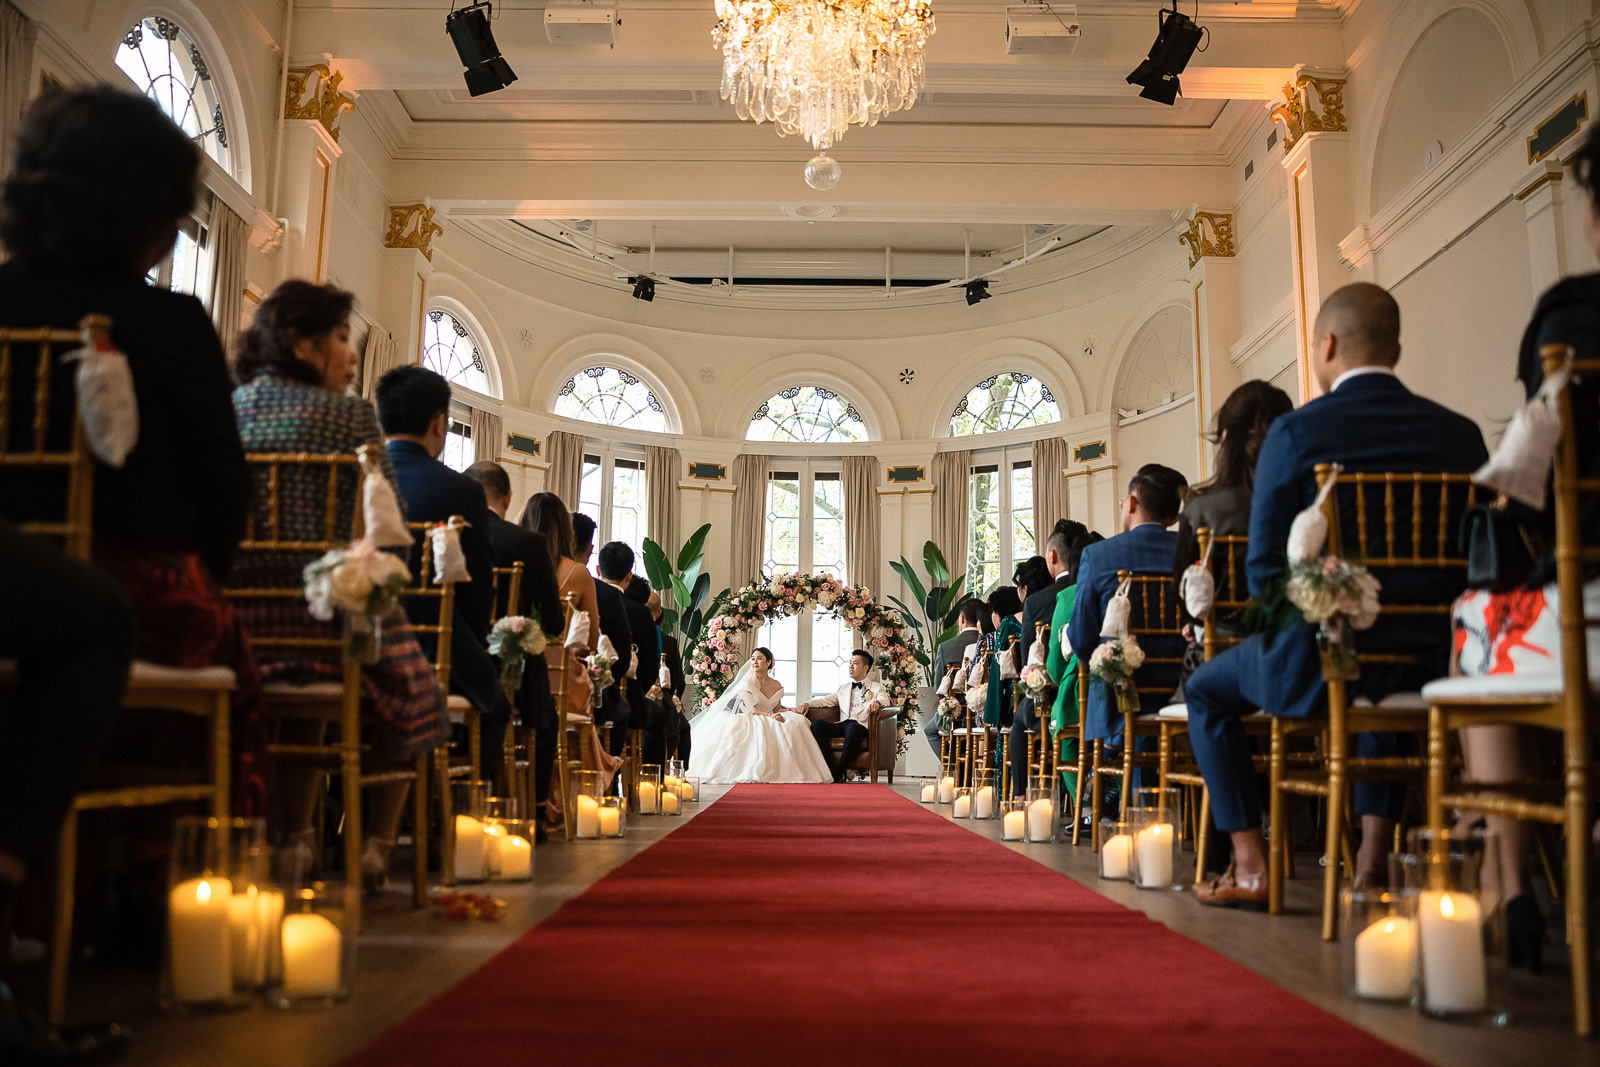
1270, 73, 1347, 153
385, 203, 445, 261
1179, 211, 1236, 268
285, 64, 356, 142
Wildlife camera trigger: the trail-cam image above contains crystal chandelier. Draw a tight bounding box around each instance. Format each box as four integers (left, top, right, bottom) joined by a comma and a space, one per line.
712, 0, 937, 189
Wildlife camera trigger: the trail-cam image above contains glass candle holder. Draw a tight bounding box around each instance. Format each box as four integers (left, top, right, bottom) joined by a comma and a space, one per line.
490, 819, 533, 881
919, 780, 938, 804
970, 770, 998, 820
1000, 800, 1027, 841
660, 779, 684, 817
679, 776, 700, 804
636, 764, 663, 815
1024, 775, 1056, 843
268, 882, 354, 1009
1127, 788, 1182, 890
1342, 887, 1417, 1002
450, 780, 491, 883
163, 817, 265, 1012
1406, 826, 1510, 1025
572, 770, 604, 839
1099, 820, 1134, 881
951, 787, 973, 819
937, 774, 956, 804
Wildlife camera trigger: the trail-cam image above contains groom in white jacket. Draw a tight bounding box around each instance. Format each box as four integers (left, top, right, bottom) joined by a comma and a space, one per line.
799, 649, 888, 783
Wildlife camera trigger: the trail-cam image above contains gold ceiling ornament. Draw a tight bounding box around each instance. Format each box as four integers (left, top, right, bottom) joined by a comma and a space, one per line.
1179, 211, 1235, 269
285, 64, 356, 142
711, 0, 937, 190
1269, 73, 1347, 153
384, 203, 444, 261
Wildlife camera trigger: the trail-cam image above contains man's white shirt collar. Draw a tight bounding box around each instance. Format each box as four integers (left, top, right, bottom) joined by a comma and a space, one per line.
1330, 365, 1396, 393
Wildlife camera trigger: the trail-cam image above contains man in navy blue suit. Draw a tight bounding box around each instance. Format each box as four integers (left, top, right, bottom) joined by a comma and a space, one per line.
1189, 283, 1487, 908
375, 365, 510, 779
1066, 464, 1188, 760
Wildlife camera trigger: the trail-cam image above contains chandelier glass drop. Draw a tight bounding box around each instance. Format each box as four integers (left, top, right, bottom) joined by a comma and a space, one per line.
712, 0, 937, 189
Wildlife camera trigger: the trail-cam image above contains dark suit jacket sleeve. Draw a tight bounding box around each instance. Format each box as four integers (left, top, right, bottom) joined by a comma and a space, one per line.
632, 602, 661, 692
663, 634, 686, 696
1245, 417, 1303, 598
1066, 544, 1103, 655
597, 584, 632, 668
457, 482, 496, 638
175, 301, 249, 579
525, 531, 564, 637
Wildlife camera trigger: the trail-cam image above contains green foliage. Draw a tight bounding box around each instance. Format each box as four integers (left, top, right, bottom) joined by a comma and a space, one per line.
890, 540, 966, 686
642, 523, 723, 645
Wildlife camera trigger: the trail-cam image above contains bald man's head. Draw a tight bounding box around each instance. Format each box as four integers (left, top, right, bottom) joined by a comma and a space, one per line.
1313, 282, 1401, 370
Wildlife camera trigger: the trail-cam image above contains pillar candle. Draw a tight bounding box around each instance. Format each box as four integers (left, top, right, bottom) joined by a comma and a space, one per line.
938, 776, 955, 804
227, 887, 265, 987
1002, 810, 1025, 841
280, 913, 341, 998
1354, 916, 1415, 1000
454, 814, 486, 881
1027, 798, 1054, 842
575, 794, 600, 838
920, 784, 936, 803
598, 805, 621, 836
498, 834, 532, 879
256, 890, 284, 985
483, 822, 506, 875
639, 782, 659, 813
974, 786, 995, 819
682, 780, 697, 801
1134, 823, 1174, 887
168, 876, 232, 1003
663, 790, 681, 814
1100, 834, 1133, 879
952, 795, 971, 818
1418, 891, 1487, 1013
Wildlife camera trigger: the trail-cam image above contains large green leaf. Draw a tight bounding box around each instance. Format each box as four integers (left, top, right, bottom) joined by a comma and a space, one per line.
671, 574, 693, 612
641, 538, 672, 596
676, 523, 711, 573
885, 595, 923, 629
660, 606, 679, 636
936, 578, 965, 621
923, 540, 951, 584
689, 572, 711, 612
923, 584, 950, 619
890, 557, 927, 608
934, 622, 958, 648
681, 559, 703, 600
683, 608, 704, 642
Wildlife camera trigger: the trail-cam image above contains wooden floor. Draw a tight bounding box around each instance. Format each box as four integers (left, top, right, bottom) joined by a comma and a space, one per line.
22, 781, 1600, 1067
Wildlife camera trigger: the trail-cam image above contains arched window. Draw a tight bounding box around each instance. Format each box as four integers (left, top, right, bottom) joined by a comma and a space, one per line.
115, 17, 230, 171
948, 372, 1060, 436
747, 386, 866, 444
553, 365, 668, 433
422, 310, 493, 396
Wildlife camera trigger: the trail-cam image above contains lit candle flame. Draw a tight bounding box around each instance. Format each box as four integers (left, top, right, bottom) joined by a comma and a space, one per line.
197, 880, 212, 904
1440, 893, 1455, 918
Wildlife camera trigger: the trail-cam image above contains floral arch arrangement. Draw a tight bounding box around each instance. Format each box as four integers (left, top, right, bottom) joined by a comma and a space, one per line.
688, 573, 920, 749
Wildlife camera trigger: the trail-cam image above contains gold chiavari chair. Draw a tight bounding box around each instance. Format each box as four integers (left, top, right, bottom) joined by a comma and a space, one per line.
937, 664, 960, 778
1270, 462, 1479, 941
490, 561, 535, 816
995, 633, 1023, 798
548, 593, 601, 842
228, 453, 431, 926
1423, 343, 1597, 1035
1, 316, 236, 1024
1087, 570, 1185, 852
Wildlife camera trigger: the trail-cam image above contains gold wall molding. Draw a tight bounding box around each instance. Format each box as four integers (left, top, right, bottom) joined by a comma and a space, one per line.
385, 203, 445, 261
1270, 74, 1347, 153
285, 64, 355, 142
1179, 211, 1236, 268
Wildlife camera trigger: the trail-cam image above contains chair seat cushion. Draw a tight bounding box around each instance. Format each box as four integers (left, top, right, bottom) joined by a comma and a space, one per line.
130, 661, 237, 688
1156, 703, 1187, 721
1350, 691, 1428, 711
446, 694, 476, 714
261, 681, 344, 699
1420, 672, 1585, 703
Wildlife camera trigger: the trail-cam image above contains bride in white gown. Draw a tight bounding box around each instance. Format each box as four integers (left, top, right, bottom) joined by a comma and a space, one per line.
688, 647, 833, 784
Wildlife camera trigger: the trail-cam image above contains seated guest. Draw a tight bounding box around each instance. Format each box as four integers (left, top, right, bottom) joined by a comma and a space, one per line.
597, 544, 662, 760
517, 493, 619, 796
1047, 531, 1102, 807
1010, 520, 1087, 797
0, 523, 134, 1063
464, 461, 564, 828
233, 281, 447, 881
646, 589, 692, 763
572, 515, 632, 754
981, 585, 1024, 764
1187, 283, 1487, 908
1444, 125, 1600, 966
1066, 466, 1188, 796
375, 366, 509, 779
0, 87, 262, 807
922, 598, 984, 758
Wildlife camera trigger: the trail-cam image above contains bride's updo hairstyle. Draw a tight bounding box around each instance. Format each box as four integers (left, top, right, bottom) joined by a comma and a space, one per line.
753, 647, 774, 668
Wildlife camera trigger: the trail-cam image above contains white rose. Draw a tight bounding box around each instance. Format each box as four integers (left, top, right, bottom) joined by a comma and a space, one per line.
329, 559, 374, 614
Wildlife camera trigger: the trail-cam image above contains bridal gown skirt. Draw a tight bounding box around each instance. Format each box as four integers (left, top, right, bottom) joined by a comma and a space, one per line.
688, 712, 833, 784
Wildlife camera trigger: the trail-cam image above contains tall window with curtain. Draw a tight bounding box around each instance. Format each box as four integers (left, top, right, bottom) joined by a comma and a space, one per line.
966, 451, 1034, 595
759, 464, 849, 700
578, 450, 648, 576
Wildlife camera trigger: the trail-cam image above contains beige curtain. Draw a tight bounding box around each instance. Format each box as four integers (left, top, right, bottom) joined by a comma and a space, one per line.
931, 449, 970, 586
728, 453, 771, 590
470, 407, 501, 464
545, 430, 586, 509
206, 197, 249, 358
1031, 436, 1072, 547
645, 445, 681, 558
0, 2, 30, 182
361, 327, 402, 400
842, 456, 880, 594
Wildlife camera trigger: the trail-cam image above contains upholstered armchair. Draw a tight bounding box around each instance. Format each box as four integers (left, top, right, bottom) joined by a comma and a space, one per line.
804, 704, 899, 783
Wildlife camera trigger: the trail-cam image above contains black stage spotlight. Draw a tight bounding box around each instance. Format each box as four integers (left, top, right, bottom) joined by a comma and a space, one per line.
446, 2, 517, 97
1127, 2, 1205, 106
631, 276, 656, 302
964, 280, 990, 306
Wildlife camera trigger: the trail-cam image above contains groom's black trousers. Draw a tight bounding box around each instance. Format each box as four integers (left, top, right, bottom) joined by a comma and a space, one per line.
810, 719, 868, 782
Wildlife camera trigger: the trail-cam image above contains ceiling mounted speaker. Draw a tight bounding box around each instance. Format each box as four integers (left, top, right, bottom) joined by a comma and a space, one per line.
1005, 5, 1079, 55
545, 3, 620, 46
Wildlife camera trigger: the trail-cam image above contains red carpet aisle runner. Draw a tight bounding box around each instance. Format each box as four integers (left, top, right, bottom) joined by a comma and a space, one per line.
347, 786, 1424, 1066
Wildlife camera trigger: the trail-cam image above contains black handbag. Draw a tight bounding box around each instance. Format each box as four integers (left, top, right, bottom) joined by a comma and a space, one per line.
1459, 504, 1537, 593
